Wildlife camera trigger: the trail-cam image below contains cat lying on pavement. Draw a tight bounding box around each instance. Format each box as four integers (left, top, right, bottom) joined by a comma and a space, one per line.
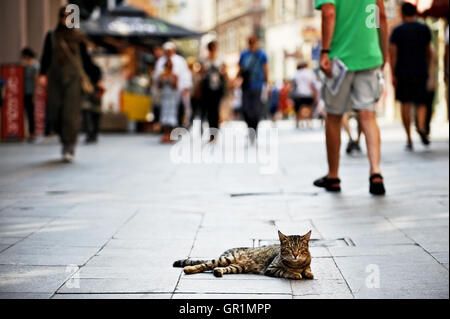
173, 230, 314, 280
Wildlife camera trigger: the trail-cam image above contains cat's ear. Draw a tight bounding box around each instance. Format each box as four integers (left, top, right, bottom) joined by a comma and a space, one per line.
304, 230, 312, 241
278, 230, 288, 242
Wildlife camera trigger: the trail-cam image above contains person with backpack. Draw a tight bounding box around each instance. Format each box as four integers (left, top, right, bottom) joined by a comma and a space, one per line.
39, 6, 95, 163
201, 41, 226, 142
238, 35, 268, 138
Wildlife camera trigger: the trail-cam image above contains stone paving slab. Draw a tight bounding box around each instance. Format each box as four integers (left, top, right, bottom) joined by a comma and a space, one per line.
0, 122, 448, 299
0, 265, 76, 293
172, 293, 293, 299
53, 293, 172, 299
0, 292, 53, 299
58, 275, 180, 294
294, 293, 354, 299
175, 278, 292, 295
291, 279, 351, 296
334, 252, 449, 299
0, 245, 99, 266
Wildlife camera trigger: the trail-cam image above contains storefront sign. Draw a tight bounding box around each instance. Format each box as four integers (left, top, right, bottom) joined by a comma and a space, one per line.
34, 84, 47, 138
1, 65, 24, 141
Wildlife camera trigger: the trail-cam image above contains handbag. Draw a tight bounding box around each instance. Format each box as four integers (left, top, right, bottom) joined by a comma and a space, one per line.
59, 39, 95, 95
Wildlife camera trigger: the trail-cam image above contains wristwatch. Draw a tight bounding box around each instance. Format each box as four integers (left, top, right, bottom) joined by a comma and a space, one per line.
321, 49, 330, 55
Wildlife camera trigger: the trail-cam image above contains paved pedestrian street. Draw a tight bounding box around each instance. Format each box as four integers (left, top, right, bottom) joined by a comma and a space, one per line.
0, 121, 448, 299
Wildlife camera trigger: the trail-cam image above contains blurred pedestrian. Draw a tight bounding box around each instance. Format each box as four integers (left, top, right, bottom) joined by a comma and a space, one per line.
292, 62, 318, 129
21, 47, 40, 143
154, 42, 192, 128
150, 45, 164, 132
39, 6, 95, 163
422, 46, 438, 138
238, 35, 268, 138
342, 113, 362, 155
268, 83, 280, 123
314, 0, 388, 195
219, 63, 233, 125
82, 60, 104, 144
231, 79, 243, 120
158, 59, 179, 144
201, 41, 226, 142
279, 79, 292, 119
390, 2, 432, 150
189, 59, 203, 125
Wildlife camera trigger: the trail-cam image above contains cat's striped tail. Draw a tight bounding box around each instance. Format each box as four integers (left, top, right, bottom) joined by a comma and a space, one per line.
173, 259, 208, 268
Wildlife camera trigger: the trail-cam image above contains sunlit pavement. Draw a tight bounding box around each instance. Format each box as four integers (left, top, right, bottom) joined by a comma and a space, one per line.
0, 120, 448, 299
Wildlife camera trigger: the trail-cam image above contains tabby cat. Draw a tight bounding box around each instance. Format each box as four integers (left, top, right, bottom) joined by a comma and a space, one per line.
173, 230, 313, 280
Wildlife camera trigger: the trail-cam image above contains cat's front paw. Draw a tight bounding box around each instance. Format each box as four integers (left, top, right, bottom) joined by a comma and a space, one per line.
303, 271, 314, 280
213, 268, 224, 278
286, 273, 303, 280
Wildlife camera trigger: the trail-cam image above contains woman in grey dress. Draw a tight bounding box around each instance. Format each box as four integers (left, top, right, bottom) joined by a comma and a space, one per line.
158, 59, 179, 143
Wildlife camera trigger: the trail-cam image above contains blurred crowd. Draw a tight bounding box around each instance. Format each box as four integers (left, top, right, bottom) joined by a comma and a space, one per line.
0, 2, 448, 166
149, 36, 328, 145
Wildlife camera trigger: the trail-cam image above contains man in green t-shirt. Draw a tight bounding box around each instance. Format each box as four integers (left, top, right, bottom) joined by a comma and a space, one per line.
313, 0, 388, 196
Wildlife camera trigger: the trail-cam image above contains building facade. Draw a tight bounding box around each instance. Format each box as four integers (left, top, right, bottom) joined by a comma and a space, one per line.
213, 0, 319, 82
0, 0, 67, 65
214, 0, 266, 78
265, 0, 320, 84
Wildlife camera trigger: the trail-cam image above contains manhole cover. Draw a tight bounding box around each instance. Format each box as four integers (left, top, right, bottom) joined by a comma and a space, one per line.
253, 238, 355, 248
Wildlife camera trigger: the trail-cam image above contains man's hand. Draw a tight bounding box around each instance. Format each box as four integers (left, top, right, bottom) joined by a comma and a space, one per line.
320, 53, 332, 77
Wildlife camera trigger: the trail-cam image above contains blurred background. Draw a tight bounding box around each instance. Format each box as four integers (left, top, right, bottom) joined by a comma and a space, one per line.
0, 0, 448, 140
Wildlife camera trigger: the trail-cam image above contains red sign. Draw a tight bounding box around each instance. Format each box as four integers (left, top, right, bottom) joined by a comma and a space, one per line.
34, 83, 47, 138
1, 65, 24, 141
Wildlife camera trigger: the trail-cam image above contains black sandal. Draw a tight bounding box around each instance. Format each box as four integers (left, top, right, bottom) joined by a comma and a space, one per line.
314, 176, 341, 192
418, 130, 431, 146
370, 174, 386, 196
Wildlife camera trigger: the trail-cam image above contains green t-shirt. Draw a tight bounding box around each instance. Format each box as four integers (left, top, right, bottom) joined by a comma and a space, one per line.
315, 0, 383, 71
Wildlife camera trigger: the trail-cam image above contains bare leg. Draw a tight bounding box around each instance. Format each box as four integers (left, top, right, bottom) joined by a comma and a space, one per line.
401, 103, 412, 145
356, 119, 363, 144
301, 107, 313, 128
326, 114, 343, 179
296, 110, 301, 128
358, 110, 382, 178
416, 104, 427, 132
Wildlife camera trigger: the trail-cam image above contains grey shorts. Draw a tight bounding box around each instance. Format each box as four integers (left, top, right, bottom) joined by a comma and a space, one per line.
323, 67, 383, 115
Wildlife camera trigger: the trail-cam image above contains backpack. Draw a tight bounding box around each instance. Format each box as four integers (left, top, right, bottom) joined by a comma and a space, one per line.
239, 52, 260, 90
203, 64, 225, 93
